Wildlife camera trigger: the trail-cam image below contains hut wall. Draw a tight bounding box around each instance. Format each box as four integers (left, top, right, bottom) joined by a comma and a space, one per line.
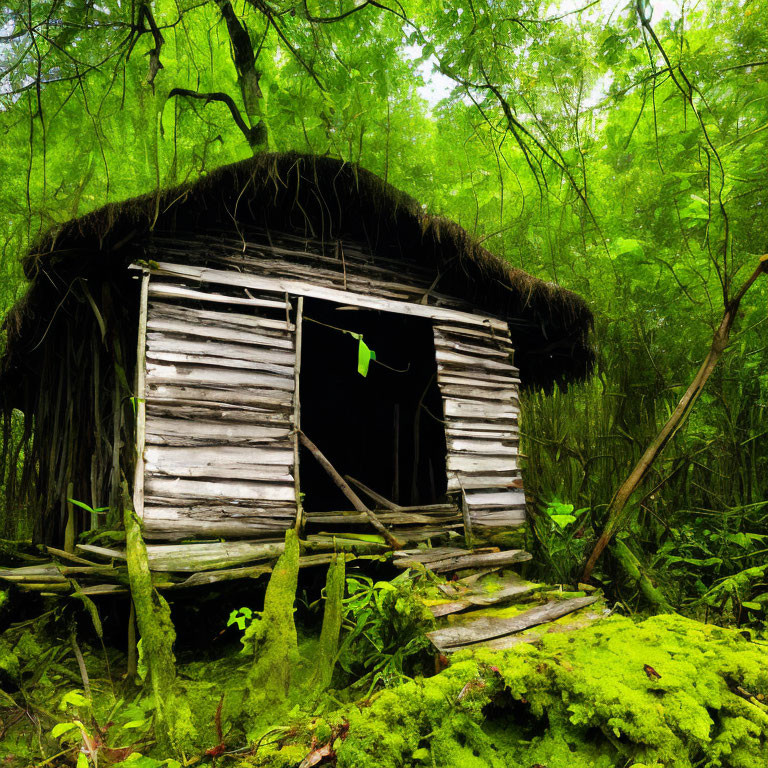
140, 283, 298, 540
133, 226, 526, 540
433, 322, 525, 529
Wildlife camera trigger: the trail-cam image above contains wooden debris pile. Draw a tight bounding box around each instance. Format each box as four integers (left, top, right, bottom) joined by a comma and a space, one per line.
389, 550, 608, 654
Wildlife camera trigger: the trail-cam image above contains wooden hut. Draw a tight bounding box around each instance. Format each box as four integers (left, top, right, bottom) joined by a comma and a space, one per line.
0, 153, 593, 558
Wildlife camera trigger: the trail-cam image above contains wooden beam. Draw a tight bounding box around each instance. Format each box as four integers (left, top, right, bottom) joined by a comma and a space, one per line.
293, 297, 304, 535
144, 261, 508, 331
133, 270, 150, 519
298, 432, 403, 549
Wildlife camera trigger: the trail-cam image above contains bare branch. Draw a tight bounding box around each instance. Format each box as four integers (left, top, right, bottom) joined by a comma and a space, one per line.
167, 88, 264, 146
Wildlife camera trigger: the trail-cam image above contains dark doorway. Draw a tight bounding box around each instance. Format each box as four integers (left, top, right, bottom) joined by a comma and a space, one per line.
298, 299, 446, 512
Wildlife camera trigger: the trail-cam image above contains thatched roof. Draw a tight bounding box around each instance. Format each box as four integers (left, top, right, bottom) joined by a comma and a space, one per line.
1, 152, 593, 401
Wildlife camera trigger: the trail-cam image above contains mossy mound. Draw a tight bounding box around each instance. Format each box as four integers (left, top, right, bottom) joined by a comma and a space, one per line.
251, 613, 767, 768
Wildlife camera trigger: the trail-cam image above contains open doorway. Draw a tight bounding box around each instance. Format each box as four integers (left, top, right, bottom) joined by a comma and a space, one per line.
298, 298, 446, 513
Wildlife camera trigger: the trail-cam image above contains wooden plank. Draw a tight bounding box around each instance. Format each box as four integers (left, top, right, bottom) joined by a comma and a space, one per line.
146, 403, 291, 425
307, 511, 460, 526
433, 337, 512, 359
438, 366, 519, 385
426, 596, 600, 651
144, 540, 287, 572
435, 349, 518, 374
446, 426, 519, 439
149, 301, 294, 333
293, 296, 304, 533
430, 581, 545, 617
145, 465, 294, 483
147, 383, 293, 407
147, 318, 295, 348
149, 281, 289, 310
465, 490, 527, 508
146, 349, 294, 377
143, 498, 296, 517
146, 362, 294, 391
394, 549, 530, 573
144, 477, 296, 502
392, 547, 493, 563
134, 270, 150, 519
470, 511, 527, 527
433, 323, 514, 342
447, 438, 518, 455
439, 385, 519, 402
149, 261, 508, 331
147, 336, 295, 365
145, 445, 293, 468
447, 475, 521, 491
443, 400, 519, 420
146, 418, 291, 441
438, 374, 521, 389
447, 455, 519, 473
142, 518, 290, 541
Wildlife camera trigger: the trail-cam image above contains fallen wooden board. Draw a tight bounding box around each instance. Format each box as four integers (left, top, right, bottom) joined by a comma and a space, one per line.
480, 607, 610, 651
80, 539, 288, 572
426, 596, 599, 651
394, 549, 531, 573
429, 580, 546, 617
392, 546, 498, 563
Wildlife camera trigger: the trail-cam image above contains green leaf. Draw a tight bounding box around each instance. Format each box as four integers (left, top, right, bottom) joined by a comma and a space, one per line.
52, 722, 79, 738
741, 601, 762, 611
550, 514, 577, 529
121, 719, 150, 729
59, 691, 89, 709
77, 753, 89, 768
357, 338, 376, 377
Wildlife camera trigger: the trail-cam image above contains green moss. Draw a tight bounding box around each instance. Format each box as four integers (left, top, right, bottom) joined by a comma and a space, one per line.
240, 529, 300, 724
311, 551, 346, 694
124, 508, 195, 755
328, 614, 768, 768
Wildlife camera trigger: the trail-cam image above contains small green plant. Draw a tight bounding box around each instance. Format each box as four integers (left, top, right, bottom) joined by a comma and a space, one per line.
50, 689, 98, 767
227, 606, 255, 633
337, 572, 434, 693
532, 500, 590, 585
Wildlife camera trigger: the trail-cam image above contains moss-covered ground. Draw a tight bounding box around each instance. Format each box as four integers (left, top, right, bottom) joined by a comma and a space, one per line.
1, 577, 766, 768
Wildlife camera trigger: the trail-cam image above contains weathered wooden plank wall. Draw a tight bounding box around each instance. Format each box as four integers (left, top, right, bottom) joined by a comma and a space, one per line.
140, 279, 298, 540
434, 322, 525, 529
134, 226, 526, 539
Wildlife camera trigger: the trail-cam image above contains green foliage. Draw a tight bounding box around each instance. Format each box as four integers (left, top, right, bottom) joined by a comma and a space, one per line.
530, 500, 590, 585
0, 0, 765, 613
337, 571, 435, 692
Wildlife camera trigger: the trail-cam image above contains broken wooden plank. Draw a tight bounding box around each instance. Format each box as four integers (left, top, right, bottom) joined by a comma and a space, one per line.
428, 576, 547, 617
394, 549, 531, 573
426, 596, 599, 651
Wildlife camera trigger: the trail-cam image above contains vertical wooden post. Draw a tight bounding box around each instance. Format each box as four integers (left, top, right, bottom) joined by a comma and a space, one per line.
132, 271, 150, 520
293, 296, 304, 534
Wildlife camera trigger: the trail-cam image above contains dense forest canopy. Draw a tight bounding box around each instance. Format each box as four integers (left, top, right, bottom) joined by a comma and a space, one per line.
1, 0, 766, 606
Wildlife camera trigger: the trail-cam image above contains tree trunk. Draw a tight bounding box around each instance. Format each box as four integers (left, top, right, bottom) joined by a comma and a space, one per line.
582, 256, 767, 582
